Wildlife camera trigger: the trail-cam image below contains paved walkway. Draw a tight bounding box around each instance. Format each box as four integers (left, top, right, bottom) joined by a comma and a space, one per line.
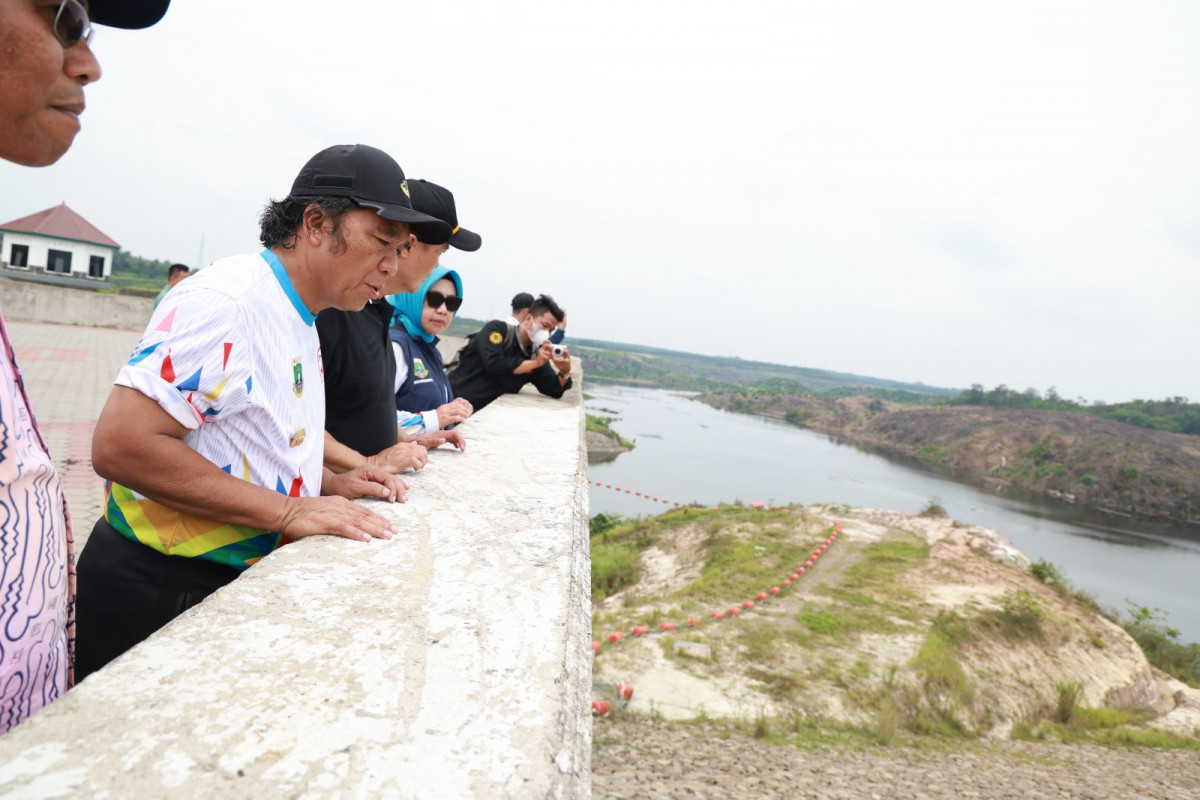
7, 320, 143, 549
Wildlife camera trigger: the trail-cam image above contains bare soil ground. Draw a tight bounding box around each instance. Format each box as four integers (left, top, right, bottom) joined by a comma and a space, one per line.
593, 713, 1200, 799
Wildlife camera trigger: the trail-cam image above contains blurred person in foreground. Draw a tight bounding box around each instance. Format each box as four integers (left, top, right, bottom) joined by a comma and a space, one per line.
447, 294, 572, 412
320, 178, 477, 470
74, 144, 446, 680
0, 0, 170, 732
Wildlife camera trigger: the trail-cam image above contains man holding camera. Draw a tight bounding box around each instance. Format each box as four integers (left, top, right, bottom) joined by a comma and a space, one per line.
447, 294, 572, 412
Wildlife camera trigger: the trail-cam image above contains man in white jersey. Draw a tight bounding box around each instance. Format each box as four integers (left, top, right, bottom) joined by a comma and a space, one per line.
74, 144, 451, 680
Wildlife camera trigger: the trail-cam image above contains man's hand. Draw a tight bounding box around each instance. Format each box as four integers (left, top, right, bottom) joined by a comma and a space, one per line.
534, 341, 554, 367
366, 441, 428, 473
551, 347, 571, 375
436, 397, 473, 426
276, 494, 398, 543
415, 429, 466, 452
324, 464, 408, 503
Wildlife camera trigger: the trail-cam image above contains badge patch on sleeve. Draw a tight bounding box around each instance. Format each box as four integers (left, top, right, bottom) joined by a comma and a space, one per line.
412, 358, 429, 379
292, 356, 304, 397
488, 331, 503, 345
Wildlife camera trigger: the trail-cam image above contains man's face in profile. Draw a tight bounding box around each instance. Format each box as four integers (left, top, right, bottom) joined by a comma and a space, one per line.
0, 0, 103, 166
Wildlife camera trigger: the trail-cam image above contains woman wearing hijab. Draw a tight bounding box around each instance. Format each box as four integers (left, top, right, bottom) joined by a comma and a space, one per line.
389, 265, 474, 436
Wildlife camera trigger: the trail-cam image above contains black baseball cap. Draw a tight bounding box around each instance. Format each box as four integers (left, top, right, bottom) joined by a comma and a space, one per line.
290, 145, 452, 244
91, 0, 171, 29
407, 179, 482, 252
511, 292, 534, 311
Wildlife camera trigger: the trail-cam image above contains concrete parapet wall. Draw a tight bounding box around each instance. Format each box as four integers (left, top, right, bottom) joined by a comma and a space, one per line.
0, 277, 152, 330
0, 380, 592, 798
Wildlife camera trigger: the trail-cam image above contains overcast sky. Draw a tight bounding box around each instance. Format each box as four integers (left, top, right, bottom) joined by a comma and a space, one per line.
3, 0, 1197, 403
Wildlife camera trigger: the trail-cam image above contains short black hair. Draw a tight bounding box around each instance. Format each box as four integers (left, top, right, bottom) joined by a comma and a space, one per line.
258, 195, 358, 251
511, 292, 534, 312
529, 294, 564, 323
167, 263, 190, 279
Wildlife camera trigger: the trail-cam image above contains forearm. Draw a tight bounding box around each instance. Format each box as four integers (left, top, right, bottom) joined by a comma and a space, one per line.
323, 430, 367, 472
93, 415, 289, 532
511, 358, 543, 375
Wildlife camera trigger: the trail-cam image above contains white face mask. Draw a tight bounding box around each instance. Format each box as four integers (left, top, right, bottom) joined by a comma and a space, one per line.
529, 327, 550, 349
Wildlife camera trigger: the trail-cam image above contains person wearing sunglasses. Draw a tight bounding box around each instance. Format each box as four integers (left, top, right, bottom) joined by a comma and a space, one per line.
0, 0, 170, 732
446, 294, 573, 413
319, 178, 481, 472
389, 267, 474, 437
0, 0, 168, 167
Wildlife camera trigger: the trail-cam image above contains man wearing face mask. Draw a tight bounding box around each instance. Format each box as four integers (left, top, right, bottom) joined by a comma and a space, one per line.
446, 294, 572, 412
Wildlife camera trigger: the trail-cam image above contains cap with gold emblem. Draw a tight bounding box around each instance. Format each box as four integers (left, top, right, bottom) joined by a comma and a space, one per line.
289, 144, 452, 244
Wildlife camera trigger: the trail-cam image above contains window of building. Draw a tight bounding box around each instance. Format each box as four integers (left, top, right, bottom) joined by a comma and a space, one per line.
46, 249, 72, 274
88, 255, 105, 279
9, 243, 29, 268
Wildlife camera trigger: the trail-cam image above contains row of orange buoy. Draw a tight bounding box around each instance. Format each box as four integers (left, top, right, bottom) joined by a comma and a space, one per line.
591, 520, 843, 717
592, 480, 815, 516
592, 520, 843, 659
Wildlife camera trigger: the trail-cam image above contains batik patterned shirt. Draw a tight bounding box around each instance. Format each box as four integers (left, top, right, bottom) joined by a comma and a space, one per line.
0, 309, 74, 734
105, 251, 324, 570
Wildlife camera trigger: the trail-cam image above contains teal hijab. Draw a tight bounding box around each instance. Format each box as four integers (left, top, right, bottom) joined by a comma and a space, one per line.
388, 266, 463, 343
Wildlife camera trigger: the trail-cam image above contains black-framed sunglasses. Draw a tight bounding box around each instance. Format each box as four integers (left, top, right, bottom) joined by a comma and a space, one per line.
425, 290, 462, 313
53, 0, 95, 49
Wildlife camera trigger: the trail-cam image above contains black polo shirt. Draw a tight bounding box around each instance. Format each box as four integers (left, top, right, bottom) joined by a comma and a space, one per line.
317, 300, 397, 458
447, 319, 571, 411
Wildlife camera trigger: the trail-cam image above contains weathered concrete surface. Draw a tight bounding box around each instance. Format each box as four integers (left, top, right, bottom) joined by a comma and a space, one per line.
0, 277, 153, 330
0, 377, 592, 798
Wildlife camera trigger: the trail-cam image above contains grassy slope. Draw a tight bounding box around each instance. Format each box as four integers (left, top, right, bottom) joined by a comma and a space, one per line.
590, 506, 1200, 748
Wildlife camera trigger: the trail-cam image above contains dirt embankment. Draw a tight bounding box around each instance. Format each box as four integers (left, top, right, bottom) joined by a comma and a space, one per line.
591, 506, 1200, 797
698, 393, 1200, 525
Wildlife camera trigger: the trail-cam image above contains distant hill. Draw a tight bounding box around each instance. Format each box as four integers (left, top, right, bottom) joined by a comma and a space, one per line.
444, 316, 957, 397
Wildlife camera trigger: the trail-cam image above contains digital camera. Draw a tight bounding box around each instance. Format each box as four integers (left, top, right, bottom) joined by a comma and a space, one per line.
551, 344, 566, 358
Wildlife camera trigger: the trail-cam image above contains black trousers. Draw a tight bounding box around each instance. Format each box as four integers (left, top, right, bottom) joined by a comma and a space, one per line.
75, 518, 239, 682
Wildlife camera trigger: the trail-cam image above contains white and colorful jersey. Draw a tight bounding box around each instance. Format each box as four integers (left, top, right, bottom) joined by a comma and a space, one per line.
105, 251, 324, 570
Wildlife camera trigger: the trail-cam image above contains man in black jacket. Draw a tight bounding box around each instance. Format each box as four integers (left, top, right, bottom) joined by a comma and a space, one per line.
448, 294, 572, 411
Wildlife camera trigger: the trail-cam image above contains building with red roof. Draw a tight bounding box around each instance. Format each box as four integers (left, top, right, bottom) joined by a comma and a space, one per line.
0, 203, 120, 286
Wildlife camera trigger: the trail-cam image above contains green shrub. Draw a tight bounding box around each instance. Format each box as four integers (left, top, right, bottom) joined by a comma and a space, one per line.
1030, 559, 1064, 586
1122, 603, 1200, 687
591, 542, 640, 600
1054, 681, 1084, 724
1080, 474, 1094, 485
988, 590, 1045, 638
1027, 438, 1053, 465
589, 512, 627, 537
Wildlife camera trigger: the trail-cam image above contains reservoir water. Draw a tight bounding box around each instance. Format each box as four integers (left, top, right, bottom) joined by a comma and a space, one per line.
586, 385, 1200, 644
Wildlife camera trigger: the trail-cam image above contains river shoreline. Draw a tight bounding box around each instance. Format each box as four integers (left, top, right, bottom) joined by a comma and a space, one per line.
694, 392, 1200, 527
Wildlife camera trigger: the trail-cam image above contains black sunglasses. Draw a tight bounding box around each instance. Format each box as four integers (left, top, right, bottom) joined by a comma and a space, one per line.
53, 0, 95, 49
425, 290, 462, 313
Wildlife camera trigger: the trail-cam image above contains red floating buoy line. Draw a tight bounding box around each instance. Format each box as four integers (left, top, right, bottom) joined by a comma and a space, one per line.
588, 482, 846, 714
592, 479, 813, 515
591, 518, 843, 660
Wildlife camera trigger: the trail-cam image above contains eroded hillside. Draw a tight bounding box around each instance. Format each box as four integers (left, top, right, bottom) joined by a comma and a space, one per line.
591, 506, 1200, 741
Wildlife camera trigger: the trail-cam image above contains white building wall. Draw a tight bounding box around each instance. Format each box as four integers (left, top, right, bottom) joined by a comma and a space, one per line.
0, 232, 114, 279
